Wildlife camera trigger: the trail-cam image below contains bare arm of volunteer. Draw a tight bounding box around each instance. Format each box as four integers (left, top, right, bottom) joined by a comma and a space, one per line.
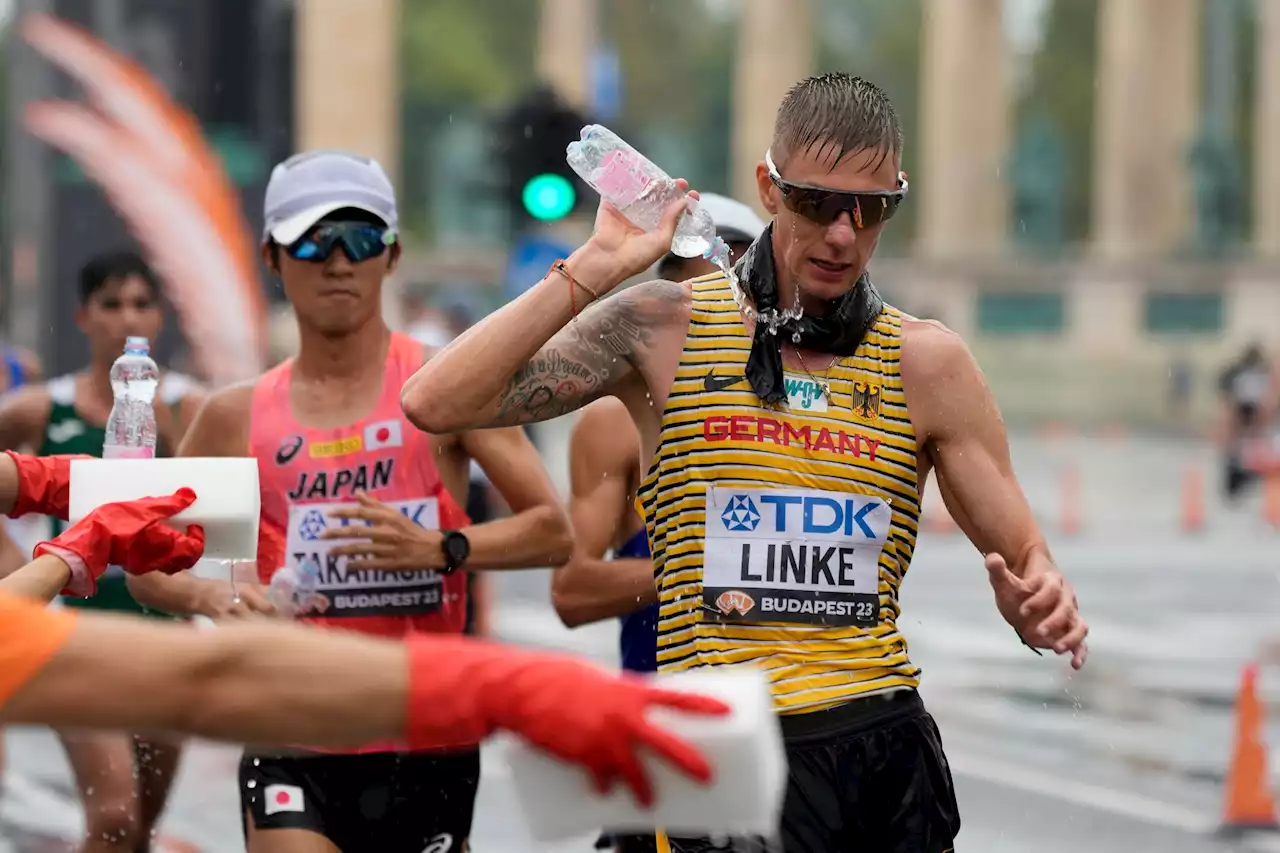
0, 593, 404, 744
402, 192, 691, 434
0, 590, 730, 802
0, 554, 73, 601
552, 399, 655, 627
127, 385, 271, 618
902, 320, 1088, 666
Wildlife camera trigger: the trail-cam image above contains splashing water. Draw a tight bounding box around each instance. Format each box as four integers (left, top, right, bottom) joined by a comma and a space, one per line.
712, 234, 805, 340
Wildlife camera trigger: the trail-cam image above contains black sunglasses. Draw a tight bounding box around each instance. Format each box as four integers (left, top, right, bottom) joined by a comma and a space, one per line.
286, 222, 396, 264
765, 150, 908, 229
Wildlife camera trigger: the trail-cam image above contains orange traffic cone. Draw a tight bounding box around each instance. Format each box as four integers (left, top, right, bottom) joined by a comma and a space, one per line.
1181, 466, 1205, 534
1219, 664, 1280, 836
1265, 476, 1280, 530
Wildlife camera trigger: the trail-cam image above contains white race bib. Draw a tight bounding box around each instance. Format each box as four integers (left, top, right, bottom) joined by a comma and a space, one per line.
284, 497, 446, 618
702, 485, 889, 627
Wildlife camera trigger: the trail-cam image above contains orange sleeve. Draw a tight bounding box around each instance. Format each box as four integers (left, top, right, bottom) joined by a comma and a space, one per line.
0, 591, 78, 709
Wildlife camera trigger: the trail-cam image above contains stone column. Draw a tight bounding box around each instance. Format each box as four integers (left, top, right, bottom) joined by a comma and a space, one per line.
1090, 0, 1199, 259
1255, 0, 1280, 255
295, 0, 401, 182
731, 0, 813, 213
916, 0, 1010, 259
536, 0, 597, 110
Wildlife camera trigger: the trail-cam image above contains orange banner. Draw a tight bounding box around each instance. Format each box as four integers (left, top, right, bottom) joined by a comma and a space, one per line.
20, 13, 267, 385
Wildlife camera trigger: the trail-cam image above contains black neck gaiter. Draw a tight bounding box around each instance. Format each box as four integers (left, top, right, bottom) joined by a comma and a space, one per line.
734, 224, 884, 404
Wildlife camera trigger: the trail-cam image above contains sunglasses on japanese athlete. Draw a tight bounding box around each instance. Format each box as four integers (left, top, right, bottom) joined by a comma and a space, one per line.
286, 221, 398, 264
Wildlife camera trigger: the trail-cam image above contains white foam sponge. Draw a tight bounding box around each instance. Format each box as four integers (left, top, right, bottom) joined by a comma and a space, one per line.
503, 667, 788, 842
68, 458, 260, 562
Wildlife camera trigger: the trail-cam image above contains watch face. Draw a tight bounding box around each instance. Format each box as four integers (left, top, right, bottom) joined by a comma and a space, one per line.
444, 532, 470, 566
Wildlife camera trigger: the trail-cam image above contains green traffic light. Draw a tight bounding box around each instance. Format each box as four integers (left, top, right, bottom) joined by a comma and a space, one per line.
522, 173, 576, 221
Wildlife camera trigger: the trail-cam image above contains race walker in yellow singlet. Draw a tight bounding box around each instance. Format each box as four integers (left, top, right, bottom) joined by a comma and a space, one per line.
639, 272, 921, 714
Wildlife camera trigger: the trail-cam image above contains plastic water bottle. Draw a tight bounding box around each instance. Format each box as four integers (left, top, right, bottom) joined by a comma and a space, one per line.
566, 125, 728, 264
268, 559, 321, 617
103, 336, 158, 460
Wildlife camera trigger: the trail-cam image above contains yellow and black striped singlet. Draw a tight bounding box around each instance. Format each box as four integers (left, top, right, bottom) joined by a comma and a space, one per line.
637, 272, 922, 715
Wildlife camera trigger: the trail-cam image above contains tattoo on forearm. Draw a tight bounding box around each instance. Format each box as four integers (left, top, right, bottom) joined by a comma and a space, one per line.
496, 280, 685, 424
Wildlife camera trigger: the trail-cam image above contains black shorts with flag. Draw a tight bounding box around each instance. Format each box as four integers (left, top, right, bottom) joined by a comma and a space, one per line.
658, 690, 959, 853
240, 749, 480, 852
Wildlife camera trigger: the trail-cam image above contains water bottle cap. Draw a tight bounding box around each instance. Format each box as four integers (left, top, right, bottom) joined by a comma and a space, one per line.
124, 336, 150, 354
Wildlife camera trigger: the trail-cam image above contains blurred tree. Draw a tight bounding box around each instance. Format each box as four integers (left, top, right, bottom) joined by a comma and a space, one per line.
604, 0, 736, 195
399, 0, 538, 240
401, 0, 537, 107
816, 0, 922, 253
1016, 0, 1098, 248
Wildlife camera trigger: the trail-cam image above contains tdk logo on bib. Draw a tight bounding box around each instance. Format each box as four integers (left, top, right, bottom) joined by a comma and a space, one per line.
285, 497, 445, 619
299, 509, 327, 541
703, 485, 890, 627
721, 496, 761, 531
721, 493, 880, 539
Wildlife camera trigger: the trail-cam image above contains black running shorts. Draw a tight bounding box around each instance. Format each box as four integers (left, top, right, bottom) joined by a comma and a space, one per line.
240, 749, 480, 852
658, 690, 959, 853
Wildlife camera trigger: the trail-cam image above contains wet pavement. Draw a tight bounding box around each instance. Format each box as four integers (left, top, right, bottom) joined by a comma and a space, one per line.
5, 428, 1280, 851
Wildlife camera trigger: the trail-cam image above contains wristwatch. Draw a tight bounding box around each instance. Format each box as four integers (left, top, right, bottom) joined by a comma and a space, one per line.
440, 530, 471, 574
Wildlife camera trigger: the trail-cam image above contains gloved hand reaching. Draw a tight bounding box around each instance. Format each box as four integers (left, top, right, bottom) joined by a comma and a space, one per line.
403, 635, 730, 806
5, 451, 92, 519
36, 487, 206, 597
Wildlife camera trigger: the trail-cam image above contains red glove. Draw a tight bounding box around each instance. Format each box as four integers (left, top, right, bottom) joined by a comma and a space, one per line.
402, 636, 730, 806
36, 488, 206, 597
6, 451, 91, 519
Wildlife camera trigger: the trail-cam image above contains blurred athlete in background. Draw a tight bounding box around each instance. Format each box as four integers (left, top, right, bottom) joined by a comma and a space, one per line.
0, 250, 206, 853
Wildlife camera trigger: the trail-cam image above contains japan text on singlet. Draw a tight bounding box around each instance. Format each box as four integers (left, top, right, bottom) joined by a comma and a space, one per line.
636, 272, 922, 715
250, 332, 469, 640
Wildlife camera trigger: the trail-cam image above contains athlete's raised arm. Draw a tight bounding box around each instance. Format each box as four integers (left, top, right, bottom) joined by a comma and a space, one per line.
552, 398, 655, 627
902, 319, 1088, 668
401, 192, 693, 433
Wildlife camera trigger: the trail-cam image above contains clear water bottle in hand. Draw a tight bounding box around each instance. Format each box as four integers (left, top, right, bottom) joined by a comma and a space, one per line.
103, 336, 159, 460
566, 125, 728, 264
268, 557, 321, 618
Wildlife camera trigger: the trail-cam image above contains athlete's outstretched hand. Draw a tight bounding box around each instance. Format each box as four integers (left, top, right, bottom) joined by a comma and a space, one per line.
986, 552, 1088, 669
578, 181, 699, 291
36, 488, 205, 597
404, 636, 730, 807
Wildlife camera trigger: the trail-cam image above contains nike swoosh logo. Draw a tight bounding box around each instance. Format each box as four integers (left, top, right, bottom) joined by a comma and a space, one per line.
703, 370, 744, 393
